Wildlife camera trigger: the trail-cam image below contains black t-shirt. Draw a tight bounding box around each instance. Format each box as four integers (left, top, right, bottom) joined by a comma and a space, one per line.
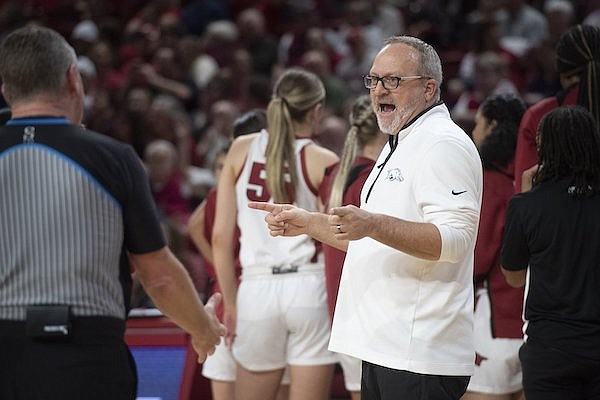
502, 179, 600, 360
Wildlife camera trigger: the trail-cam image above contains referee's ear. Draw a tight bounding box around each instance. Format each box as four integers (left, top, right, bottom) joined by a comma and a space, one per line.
66, 63, 84, 97
1, 83, 12, 106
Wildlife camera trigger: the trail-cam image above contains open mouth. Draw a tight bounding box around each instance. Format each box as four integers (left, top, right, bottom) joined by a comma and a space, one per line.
379, 103, 396, 113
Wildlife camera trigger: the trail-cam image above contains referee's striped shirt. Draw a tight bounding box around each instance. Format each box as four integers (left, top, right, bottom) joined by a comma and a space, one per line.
0, 118, 166, 321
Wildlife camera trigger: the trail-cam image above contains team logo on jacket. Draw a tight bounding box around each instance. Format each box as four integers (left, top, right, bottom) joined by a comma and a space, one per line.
385, 168, 404, 182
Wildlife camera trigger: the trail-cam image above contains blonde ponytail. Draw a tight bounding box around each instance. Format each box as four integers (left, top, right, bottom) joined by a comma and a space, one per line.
266, 97, 297, 203
265, 69, 325, 203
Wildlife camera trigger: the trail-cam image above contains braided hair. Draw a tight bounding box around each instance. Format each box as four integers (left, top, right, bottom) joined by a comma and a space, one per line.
478, 94, 526, 170
328, 95, 380, 208
556, 24, 600, 125
535, 105, 600, 199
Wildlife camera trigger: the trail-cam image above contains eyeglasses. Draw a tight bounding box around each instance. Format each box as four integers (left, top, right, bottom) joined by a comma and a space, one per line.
363, 75, 430, 90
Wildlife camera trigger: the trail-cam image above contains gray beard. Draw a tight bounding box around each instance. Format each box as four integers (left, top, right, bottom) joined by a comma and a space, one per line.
376, 98, 421, 134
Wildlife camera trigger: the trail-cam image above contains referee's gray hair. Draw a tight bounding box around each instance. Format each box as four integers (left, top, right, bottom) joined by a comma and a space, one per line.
383, 36, 443, 100
0, 25, 77, 102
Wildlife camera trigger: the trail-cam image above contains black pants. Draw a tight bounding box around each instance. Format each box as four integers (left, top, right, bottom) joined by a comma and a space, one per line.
520, 339, 600, 400
361, 361, 470, 400
0, 317, 137, 400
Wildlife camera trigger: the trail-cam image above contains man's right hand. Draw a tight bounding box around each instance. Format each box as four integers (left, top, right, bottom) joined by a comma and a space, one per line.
191, 293, 227, 363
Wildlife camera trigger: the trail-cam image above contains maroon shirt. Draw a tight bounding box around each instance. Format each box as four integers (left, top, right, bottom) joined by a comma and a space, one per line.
514, 86, 578, 192
151, 172, 190, 221
318, 157, 376, 320
475, 160, 524, 338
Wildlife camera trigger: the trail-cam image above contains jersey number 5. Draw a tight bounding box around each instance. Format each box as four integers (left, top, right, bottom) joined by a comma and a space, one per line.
246, 162, 270, 202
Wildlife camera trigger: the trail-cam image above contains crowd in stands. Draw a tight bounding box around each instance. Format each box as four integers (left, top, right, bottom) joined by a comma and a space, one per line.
1, 0, 598, 304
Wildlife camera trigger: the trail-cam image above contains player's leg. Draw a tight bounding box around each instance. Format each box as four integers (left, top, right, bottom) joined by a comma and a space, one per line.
235, 365, 285, 400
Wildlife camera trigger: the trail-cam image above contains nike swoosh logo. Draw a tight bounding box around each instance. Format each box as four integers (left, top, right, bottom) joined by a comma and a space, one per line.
452, 190, 467, 195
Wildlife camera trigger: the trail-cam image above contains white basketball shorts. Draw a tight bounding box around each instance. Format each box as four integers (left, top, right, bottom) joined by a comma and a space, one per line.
467, 288, 523, 394
202, 340, 290, 384
232, 267, 337, 371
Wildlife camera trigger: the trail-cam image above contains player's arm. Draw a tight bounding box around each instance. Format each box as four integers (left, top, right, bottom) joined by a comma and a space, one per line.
188, 200, 213, 264
212, 134, 256, 345
501, 267, 527, 287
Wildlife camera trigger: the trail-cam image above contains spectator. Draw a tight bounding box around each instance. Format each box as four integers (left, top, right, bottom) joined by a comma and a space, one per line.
372, 0, 405, 38
236, 7, 278, 77
143, 136, 204, 305
193, 99, 240, 169
276, 5, 324, 68
315, 113, 350, 156
452, 51, 519, 132
144, 139, 190, 224
108, 86, 154, 157
301, 49, 347, 116
304, 26, 344, 71
457, 18, 521, 92
336, 27, 379, 99
225, 47, 254, 111
203, 20, 239, 69
89, 39, 128, 92
188, 44, 220, 92
328, 0, 384, 66
522, 37, 562, 105
465, 0, 504, 26
180, 0, 230, 36
497, 0, 549, 56
137, 46, 200, 110
543, 0, 576, 43
71, 19, 100, 57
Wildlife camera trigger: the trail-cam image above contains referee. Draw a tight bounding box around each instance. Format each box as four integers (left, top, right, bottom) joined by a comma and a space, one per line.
0, 26, 225, 400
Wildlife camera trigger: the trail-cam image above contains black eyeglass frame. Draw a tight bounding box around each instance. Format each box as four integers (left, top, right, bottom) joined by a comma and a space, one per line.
363, 75, 431, 90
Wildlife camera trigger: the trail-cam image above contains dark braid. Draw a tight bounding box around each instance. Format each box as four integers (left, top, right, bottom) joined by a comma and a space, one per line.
479, 94, 526, 170
556, 25, 600, 126
535, 106, 600, 199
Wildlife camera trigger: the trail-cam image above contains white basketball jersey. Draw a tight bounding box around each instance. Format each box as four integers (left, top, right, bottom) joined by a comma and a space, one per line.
236, 129, 320, 270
